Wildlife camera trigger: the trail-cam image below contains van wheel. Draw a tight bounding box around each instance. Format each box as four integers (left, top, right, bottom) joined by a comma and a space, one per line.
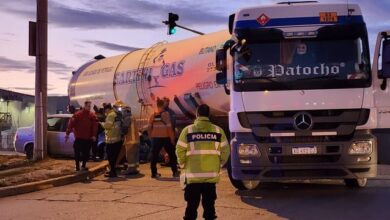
344, 178, 368, 188
227, 158, 260, 190
242, 180, 260, 190
25, 144, 34, 160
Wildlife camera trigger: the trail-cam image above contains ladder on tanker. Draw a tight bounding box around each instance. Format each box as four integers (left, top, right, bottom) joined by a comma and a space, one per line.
135, 41, 166, 131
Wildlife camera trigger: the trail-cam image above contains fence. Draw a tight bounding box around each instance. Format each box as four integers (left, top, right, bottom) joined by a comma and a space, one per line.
0, 130, 16, 150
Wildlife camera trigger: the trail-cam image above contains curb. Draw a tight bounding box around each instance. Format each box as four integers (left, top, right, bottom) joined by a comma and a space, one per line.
0, 161, 108, 198
0, 159, 31, 172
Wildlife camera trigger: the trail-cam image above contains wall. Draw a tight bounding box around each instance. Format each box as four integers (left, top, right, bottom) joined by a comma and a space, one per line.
0, 100, 35, 129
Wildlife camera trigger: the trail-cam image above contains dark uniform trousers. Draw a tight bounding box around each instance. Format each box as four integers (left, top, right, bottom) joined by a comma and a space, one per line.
150, 137, 178, 175
106, 141, 122, 175
73, 138, 92, 169
184, 183, 217, 220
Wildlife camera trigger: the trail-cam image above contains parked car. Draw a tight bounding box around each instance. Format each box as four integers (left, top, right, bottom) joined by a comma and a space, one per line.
14, 114, 105, 159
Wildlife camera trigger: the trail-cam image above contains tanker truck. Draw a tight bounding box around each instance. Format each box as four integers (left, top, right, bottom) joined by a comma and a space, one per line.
69, 1, 390, 190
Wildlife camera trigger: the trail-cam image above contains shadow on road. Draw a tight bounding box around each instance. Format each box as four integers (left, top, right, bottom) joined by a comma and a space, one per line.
124, 173, 145, 179
236, 181, 390, 220
102, 177, 127, 183
155, 177, 180, 182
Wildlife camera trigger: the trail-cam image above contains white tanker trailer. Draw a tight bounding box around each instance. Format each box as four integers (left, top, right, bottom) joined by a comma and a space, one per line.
69, 30, 231, 128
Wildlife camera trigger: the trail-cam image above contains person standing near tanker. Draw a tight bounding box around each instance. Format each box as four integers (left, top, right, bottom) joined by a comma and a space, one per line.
148, 98, 180, 178
65, 100, 98, 171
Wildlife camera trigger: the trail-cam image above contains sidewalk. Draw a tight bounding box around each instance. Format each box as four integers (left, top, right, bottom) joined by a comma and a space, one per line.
0, 150, 25, 157
0, 153, 30, 171
0, 154, 108, 197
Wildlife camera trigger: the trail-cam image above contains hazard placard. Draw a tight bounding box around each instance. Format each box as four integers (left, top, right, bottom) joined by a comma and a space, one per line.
320, 12, 338, 23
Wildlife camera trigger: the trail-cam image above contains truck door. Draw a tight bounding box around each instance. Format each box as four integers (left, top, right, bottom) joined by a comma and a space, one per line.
373, 31, 390, 128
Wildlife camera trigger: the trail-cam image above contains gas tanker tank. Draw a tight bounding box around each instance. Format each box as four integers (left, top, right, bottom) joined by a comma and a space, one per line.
69, 30, 231, 124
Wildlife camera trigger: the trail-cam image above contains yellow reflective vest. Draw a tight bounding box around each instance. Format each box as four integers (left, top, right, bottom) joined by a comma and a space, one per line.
102, 110, 121, 144
176, 117, 230, 184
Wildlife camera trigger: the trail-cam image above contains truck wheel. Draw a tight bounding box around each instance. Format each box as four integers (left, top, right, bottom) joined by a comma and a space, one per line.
344, 178, 368, 188
227, 158, 260, 190
25, 144, 34, 160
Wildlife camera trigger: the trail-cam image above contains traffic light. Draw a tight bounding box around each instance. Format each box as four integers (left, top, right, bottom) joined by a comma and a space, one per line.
168, 13, 179, 35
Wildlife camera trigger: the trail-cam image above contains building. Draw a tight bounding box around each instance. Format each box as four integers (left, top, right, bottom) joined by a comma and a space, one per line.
0, 88, 69, 149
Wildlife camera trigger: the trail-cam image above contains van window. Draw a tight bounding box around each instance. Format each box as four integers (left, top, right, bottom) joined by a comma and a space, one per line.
47, 117, 62, 132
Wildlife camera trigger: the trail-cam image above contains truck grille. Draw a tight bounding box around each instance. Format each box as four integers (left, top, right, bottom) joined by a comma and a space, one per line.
257, 135, 353, 143
238, 109, 369, 138
263, 169, 348, 178
268, 155, 341, 164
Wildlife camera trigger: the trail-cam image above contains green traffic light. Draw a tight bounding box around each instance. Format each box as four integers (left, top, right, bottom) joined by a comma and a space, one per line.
170, 27, 176, 35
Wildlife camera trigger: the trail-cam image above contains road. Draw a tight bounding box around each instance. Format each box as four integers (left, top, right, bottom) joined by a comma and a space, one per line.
1, 164, 390, 220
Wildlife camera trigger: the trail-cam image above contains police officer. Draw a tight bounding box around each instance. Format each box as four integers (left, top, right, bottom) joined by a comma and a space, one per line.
176, 104, 230, 220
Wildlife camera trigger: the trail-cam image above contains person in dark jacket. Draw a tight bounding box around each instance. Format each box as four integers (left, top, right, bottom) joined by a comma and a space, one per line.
65, 101, 98, 171
148, 99, 179, 178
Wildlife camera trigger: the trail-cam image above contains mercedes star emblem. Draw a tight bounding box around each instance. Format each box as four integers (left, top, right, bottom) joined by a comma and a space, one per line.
293, 112, 313, 130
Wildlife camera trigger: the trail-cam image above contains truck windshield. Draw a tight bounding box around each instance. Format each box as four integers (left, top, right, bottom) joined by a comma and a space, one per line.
233, 37, 371, 91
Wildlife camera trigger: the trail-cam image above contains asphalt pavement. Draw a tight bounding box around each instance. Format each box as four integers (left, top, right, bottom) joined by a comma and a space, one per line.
1, 164, 390, 220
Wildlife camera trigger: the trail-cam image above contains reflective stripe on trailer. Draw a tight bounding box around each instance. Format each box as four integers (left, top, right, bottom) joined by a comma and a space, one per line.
186, 150, 221, 156
186, 172, 219, 178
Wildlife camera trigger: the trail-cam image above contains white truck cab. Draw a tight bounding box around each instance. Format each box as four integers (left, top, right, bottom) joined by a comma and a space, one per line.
216, 1, 390, 190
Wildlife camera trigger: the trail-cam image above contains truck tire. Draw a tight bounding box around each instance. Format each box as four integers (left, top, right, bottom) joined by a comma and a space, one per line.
344, 178, 368, 188
25, 144, 34, 160
227, 158, 260, 190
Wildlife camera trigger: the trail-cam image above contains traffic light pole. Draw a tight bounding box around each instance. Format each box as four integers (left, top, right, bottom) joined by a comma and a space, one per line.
175, 24, 204, 35
162, 13, 205, 36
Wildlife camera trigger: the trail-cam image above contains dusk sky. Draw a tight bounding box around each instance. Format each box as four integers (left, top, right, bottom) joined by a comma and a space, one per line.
0, 0, 389, 96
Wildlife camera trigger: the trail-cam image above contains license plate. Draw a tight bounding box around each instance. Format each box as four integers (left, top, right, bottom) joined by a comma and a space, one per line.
292, 146, 318, 155
319, 12, 338, 23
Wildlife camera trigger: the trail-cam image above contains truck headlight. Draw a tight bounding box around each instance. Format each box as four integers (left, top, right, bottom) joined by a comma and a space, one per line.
238, 144, 260, 156
349, 141, 372, 155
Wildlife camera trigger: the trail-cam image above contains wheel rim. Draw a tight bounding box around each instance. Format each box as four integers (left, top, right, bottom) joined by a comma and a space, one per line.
358, 178, 368, 187
242, 180, 260, 190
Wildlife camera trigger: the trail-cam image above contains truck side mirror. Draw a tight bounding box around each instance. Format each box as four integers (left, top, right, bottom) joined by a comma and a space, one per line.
381, 39, 390, 78
228, 14, 235, 34
216, 72, 227, 85
216, 48, 227, 85
216, 49, 227, 72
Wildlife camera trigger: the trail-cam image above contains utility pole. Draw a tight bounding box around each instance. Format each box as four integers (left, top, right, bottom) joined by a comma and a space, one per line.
33, 0, 48, 160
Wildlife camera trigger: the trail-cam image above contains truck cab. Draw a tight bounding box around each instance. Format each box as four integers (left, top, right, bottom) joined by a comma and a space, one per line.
216, 1, 390, 189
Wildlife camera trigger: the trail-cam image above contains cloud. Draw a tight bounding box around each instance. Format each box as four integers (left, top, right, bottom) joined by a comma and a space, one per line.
102, 0, 227, 26
2, 32, 16, 36
49, 2, 158, 29
0, 56, 32, 71
0, 0, 226, 30
59, 76, 71, 81
73, 52, 92, 59
0, 0, 158, 29
8, 87, 35, 91
0, 56, 74, 76
83, 40, 141, 52
6, 87, 55, 91
48, 60, 72, 70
